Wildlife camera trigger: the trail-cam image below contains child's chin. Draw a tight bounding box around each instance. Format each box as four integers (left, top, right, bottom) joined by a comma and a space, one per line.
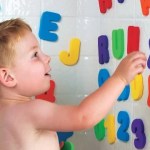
38, 85, 50, 94
45, 82, 51, 91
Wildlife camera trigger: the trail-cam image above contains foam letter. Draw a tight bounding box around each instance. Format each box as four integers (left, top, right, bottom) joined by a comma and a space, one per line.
59, 38, 80, 66
39, 11, 61, 42
130, 74, 143, 101
36, 80, 56, 103
118, 0, 124, 3
98, 0, 112, 14
98, 69, 110, 87
140, 0, 150, 16
127, 26, 140, 54
118, 85, 130, 101
98, 35, 110, 64
57, 132, 74, 143
112, 29, 124, 59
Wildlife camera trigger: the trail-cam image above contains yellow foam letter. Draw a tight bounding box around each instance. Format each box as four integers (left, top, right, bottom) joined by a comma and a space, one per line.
130, 74, 143, 101
59, 38, 80, 66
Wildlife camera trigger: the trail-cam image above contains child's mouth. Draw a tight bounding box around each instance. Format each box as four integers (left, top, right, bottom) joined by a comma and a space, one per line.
45, 68, 51, 77
45, 73, 51, 78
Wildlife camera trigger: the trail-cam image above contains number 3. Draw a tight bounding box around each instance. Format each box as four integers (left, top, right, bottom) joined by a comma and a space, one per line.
131, 119, 146, 149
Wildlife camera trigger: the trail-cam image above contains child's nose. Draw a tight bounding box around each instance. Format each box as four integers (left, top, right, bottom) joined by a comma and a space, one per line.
43, 54, 51, 64
46, 55, 51, 64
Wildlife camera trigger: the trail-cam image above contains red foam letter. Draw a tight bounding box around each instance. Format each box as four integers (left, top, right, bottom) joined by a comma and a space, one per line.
36, 80, 56, 103
127, 26, 140, 54
98, 0, 112, 14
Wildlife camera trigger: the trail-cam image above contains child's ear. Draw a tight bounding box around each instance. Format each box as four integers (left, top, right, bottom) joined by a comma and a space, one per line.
0, 68, 17, 87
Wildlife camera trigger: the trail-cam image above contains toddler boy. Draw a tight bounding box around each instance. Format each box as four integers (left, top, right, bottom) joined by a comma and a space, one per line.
0, 18, 146, 150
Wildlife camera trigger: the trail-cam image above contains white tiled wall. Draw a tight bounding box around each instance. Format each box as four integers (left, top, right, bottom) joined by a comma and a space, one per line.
1, 0, 150, 149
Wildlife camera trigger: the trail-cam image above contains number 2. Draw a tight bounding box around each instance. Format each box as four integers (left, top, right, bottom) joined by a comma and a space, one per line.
117, 111, 130, 142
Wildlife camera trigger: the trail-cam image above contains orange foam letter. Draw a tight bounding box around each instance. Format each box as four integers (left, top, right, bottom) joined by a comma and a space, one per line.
140, 0, 150, 16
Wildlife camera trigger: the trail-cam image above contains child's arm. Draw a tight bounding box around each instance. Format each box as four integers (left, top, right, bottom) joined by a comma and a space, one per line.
22, 52, 146, 131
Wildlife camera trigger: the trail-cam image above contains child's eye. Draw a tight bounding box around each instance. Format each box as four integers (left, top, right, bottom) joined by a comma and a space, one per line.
34, 52, 38, 57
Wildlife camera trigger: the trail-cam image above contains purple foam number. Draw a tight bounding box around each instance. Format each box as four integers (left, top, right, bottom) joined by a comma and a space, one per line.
131, 119, 146, 149
147, 39, 150, 69
98, 35, 110, 64
118, 0, 124, 3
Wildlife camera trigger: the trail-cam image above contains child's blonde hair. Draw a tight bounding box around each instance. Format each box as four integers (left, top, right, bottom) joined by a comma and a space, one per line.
0, 18, 32, 67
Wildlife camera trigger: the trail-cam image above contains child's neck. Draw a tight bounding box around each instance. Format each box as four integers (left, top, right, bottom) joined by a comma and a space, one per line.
0, 96, 32, 104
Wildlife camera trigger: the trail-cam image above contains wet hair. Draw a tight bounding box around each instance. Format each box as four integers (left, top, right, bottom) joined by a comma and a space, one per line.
0, 18, 32, 67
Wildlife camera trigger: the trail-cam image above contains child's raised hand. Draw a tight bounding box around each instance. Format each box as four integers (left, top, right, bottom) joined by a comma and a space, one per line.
113, 52, 146, 85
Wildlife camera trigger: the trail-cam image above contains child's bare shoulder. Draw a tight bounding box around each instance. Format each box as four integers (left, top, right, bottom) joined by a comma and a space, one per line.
0, 99, 49, 123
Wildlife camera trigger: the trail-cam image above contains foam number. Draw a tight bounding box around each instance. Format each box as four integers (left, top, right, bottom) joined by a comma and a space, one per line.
98, 0, 112, 14
130, 74, 143, 101
127, 26, 140, 54
61, 141, 74, 150
39, 11, 61, 42
94, 119, 105, 140
59, 38, 80, 66
104, 114, 116, 144
131, 119, 146, 149
140, 0, 150, 16
117, 111, 130, 142
36, 80, 56, 103
112, 29, 124, 59
98, 35, 110, 64
147, 75, 150, 107
117, 85, 130, 101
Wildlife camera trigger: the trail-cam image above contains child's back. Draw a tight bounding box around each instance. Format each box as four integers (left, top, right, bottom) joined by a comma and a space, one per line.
0, 100, 60, 150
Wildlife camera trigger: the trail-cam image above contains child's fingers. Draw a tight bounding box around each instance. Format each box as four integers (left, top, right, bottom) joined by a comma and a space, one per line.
131, 59, 146, 74
133, 59, 146, 68
136, 65, 145, 74
129, 52, 146, 62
